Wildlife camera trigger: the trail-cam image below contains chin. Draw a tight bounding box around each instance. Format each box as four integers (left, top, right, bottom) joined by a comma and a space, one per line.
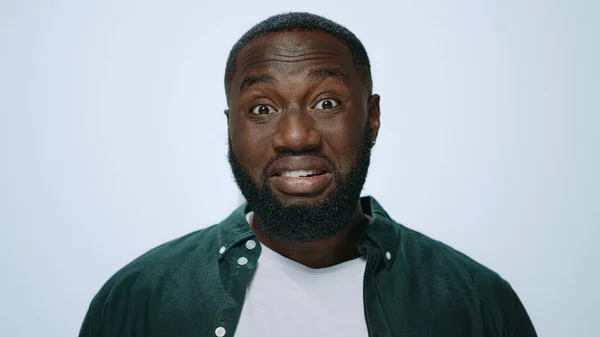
273, 190, 333, 208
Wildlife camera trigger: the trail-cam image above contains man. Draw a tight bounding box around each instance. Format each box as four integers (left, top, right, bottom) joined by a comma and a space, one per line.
80, 12, 537, 337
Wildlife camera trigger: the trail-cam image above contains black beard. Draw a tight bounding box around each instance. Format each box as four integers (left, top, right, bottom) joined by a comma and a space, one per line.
228, 127, 372, 242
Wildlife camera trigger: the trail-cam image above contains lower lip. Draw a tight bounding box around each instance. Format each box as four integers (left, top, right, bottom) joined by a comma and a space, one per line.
269, 173, 333, 195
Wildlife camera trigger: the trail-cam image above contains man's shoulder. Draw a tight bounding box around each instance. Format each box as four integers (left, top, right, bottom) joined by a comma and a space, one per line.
369, 195, 535, 334
95, 224, 221, 299
89, 204, 247, 308
135, 224, 219, 267
393, 221, 515, 302
392, 222, 535, 334
81, 222, 233, 335
369, 196, 509, 295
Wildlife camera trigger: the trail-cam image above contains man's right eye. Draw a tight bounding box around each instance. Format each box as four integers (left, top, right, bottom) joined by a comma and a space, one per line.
250, 105, 275, 115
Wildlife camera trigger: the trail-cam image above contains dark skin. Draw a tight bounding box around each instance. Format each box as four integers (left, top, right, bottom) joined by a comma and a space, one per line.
225, 30, 381, 268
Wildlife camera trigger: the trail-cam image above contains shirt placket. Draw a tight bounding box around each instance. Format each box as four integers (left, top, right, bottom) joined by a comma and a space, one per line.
214, 238, 261, 337
361, 244, 393, 337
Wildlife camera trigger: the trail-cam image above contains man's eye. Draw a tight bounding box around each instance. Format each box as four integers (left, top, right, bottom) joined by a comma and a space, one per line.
314, 99, 339, 110
250, 105, 275, 115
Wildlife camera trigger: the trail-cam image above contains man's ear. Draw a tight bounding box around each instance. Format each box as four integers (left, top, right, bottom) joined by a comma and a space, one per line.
224, 109, 230, 121
367, 94, 381, 143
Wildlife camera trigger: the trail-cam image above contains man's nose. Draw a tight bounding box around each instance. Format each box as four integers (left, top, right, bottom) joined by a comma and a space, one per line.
271, 106, 322, 153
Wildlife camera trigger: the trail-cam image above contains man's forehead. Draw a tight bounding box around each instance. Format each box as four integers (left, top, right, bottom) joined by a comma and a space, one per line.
235, 31, 354, 73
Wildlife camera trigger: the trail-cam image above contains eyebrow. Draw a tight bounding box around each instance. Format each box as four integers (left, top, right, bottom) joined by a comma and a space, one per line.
306, 68, 349, 84
240, 74, 277, 91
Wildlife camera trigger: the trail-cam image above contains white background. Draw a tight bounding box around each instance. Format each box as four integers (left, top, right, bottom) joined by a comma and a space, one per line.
1, 1, 598, 336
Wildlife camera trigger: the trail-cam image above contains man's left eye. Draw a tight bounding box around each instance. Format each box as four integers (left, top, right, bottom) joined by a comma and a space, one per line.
314, 99, 339, 110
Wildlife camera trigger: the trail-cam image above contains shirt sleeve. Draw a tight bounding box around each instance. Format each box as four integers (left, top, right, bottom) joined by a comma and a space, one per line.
78, 306, 94, 337
78, 279, 116, 337
78, 276, 136, 337
78, 289, 106, 337
504, 284, 537, 337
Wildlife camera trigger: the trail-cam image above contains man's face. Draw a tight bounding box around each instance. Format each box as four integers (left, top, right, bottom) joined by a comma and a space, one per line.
227, 30, 380, 241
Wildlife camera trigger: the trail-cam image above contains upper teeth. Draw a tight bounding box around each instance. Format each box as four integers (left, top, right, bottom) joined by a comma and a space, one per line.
281, 170, 319, 178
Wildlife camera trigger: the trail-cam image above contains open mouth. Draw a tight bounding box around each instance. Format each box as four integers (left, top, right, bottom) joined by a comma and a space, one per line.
277, 170, 327, 178
267, 156, 334, 196
270, 169, 333, 196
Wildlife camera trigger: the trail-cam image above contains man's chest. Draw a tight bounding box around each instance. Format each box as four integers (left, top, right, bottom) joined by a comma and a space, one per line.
234, 252, 369, 337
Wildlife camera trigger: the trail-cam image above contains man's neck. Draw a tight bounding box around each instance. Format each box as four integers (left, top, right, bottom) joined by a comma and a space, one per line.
249, 202, 371, 269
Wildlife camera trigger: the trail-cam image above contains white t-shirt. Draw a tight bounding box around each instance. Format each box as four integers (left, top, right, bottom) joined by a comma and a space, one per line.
234, 213, 368, 337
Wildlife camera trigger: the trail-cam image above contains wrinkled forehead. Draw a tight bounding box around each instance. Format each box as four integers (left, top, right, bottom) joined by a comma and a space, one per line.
229, 31, 356, 94
237, 30, 353, 66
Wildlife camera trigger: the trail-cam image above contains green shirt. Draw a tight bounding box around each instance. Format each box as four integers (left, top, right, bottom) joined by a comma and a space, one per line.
80, 197, 536, 337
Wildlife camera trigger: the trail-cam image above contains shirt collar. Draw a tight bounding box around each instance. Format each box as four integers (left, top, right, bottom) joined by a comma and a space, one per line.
216, 202, 254, 261
217, 196, 401, 269
358, 196, 401, 269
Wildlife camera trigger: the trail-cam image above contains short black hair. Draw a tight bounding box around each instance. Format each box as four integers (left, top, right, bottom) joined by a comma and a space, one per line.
224, 12, 372, 102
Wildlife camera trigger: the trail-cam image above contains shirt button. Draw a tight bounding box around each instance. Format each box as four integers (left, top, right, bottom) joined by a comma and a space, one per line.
215, 326, 226, 337
245, 240, 257, 250
385, 251, 392, 260
219, 246, 226, 254
237, 256, 248, 266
